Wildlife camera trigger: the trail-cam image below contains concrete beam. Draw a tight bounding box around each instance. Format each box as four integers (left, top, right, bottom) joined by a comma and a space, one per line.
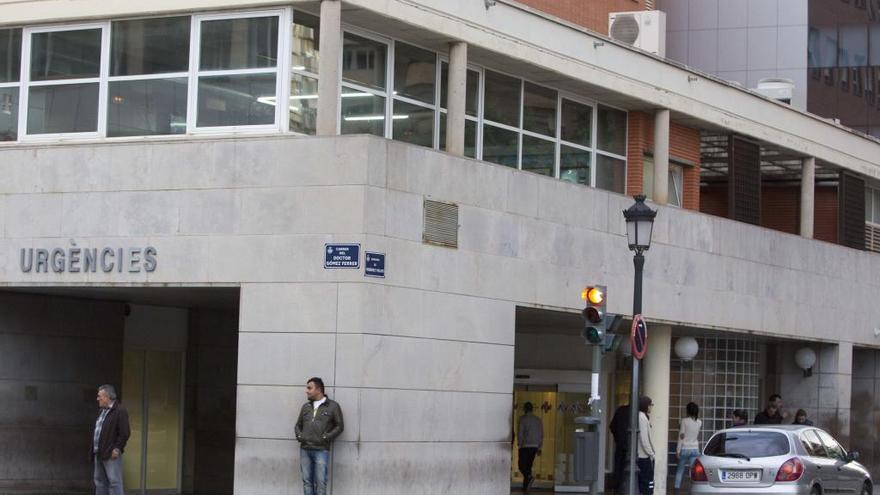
445, 41, 467, 156
653, 109, 670, 205
800, 157, 815, 239
643, 324, 672, 495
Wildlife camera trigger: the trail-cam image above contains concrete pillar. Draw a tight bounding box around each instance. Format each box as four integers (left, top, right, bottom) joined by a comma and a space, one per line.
653, 109, 670, 204
643, 324, 672, 495
445, 41, 468, 155
800, 157, 816, 239
316, 0, 342, 136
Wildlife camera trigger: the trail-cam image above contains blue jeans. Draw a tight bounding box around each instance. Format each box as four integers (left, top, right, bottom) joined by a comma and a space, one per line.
300, 448, 329, 495
93, 454, 124, 495
675, 448, 700, 489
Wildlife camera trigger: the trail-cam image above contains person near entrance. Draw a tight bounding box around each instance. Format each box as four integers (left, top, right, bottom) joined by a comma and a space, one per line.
92, 384, 130, 495
295, 377, 344, 495
731, 409, 748, 427
674, 402, 702, 494
609, 403, 631, 494
637, 396, 656, 495
516, 401, 543, 492
754, 394, 785, 424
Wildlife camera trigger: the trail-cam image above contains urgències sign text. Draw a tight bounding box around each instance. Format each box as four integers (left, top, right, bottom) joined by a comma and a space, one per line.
20, 246, 158, 274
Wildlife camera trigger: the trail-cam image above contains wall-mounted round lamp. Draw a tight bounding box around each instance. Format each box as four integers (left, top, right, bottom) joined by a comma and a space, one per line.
795, 347, 817, 377
674, 337, 699, 361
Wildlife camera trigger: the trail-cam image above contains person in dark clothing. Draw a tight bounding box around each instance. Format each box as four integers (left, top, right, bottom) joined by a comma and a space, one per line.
609, 404, 631, 494
295, 377, 344, 495
793, 409, 814, 426
754, 394, 784, 424
731, 409, 748, 427
92, 384, 130, 495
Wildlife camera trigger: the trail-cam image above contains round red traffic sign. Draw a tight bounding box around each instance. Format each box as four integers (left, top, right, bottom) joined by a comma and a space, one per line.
631, 314, 648, 360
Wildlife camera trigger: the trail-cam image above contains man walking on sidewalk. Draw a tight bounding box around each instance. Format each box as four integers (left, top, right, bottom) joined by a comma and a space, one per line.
295, 377, 344, 495
92, 384, 130, 495
517, 401, 543, 492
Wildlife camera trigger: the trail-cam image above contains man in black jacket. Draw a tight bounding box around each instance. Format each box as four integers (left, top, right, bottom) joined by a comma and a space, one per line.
609, 404, 630, 494
92, 384, 130, 495
295, 377, 344, 495
754, 394, 785, 424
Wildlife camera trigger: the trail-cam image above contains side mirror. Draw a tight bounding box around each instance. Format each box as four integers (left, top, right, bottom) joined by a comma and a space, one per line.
846, 451, 860, 463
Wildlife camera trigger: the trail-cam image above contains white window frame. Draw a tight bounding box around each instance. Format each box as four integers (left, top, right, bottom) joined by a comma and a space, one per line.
19, 21, 110, 141
105, 14, 193, 138
557, 94, 597, 185
337, 26, 392, 136
289, 9, 321, 136
188, 9, 288, 135
0, 28, 22, 141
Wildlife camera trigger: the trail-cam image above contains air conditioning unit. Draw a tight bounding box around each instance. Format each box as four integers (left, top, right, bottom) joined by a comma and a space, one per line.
608, 10, 666, 57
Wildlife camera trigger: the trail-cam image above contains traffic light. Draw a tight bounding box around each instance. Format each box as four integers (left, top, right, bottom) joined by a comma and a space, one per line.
581, 285, 606, 345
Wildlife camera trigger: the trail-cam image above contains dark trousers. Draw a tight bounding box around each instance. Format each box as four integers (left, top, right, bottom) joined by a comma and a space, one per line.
518, 447, 539, 488
637, 457, 655, 495
612, 446, 628, 493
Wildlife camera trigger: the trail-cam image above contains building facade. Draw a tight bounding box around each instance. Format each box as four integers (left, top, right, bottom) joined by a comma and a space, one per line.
1, 1, 880, 494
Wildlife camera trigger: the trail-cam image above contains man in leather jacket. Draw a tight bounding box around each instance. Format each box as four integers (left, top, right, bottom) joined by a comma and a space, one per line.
295, 377, 344, 495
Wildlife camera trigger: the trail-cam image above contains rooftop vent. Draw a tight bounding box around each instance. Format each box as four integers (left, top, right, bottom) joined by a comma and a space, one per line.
754, 78, 795, 105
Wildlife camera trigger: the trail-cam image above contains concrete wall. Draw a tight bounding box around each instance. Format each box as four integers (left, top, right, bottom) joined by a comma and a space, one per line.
851, 349, 880, 480
0, 292, 125, 493
658, 0, 809, 109
2, 135, 880, 492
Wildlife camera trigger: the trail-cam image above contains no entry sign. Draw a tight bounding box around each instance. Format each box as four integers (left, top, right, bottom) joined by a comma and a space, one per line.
631, 314, 648, 360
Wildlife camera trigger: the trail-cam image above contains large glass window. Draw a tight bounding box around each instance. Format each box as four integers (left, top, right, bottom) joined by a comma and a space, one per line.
597, 105, 627, 156
866, 187, 880, 224
108, 17, 190, 137
390, 41, 435, 147
643, 158, 684, 207
482, 124, 518, 167
596, 154, 626, 194
439, 114, 477, 158
195, 13, 281, 129
290, 12, 319, 134
521, 134, 555, 176
561, 99, 592, 147
523, 82, 556, 137
25, 26, 105, 136
559, 145, 591, 185
483, 70, 520, 127
343, 33, 387, 90
341, 32, 388, 137
440, 62, 479, 117
340, 87, 385, 136
0, 28, 21, 140
839, 24, 868, 67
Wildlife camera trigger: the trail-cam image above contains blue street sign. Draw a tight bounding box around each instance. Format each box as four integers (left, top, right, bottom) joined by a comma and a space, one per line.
365, 251, 385, 278
324, 244, 360, 269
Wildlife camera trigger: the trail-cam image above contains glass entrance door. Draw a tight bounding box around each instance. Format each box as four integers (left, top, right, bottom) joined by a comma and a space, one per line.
122, 350, 184, 495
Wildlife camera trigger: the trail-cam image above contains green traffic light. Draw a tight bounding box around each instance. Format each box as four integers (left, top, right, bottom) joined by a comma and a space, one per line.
585, 326, 603, 344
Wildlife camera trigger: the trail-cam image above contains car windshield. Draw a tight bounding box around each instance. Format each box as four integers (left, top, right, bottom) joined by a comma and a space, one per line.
704, 431, 790, 458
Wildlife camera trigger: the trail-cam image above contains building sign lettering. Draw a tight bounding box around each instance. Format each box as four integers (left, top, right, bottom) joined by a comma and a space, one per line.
19, 246, 158, 274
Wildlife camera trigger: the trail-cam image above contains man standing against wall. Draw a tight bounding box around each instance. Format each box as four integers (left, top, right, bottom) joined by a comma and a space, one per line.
295, 377, 344, 495
754, 394, 785, 424
92, 384, 130, 495
517, 401, 544, 492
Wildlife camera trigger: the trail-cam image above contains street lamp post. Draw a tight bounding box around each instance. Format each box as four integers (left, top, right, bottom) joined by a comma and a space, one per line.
622, 195, 657, 495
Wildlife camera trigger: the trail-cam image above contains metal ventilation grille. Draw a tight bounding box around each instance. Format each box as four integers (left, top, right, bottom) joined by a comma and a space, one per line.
610, 14, 640, 44
645, 0, 655, 9
423, 199, 459, 248
866, 223, 880, 253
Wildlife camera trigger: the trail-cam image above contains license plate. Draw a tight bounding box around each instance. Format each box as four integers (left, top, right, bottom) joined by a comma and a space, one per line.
721, 470, 760, 482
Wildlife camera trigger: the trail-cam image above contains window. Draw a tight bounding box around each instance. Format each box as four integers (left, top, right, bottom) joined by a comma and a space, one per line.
194, 13, 282, 129
865, 187, 880, 224
108, 16, 190, 137
643, 158, 684, 207
439, 62, 480, 158
0, 28, 21, 141
341, 32, 388, 136
290, 11, 319, 135
801, 430, 827, 457
559, 98, 593, 185
704, 431, 791, 459
23, 25, 106, 136
815, 430, 846, 461
596, 105, 628, 194
391, 41, 436, 147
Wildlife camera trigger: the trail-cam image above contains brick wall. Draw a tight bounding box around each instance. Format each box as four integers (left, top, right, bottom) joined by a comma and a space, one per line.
626, 111, 702, 211
517, 0, 649, 35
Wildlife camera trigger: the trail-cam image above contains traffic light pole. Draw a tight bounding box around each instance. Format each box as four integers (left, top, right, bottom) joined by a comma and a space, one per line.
627, 252, 645, 495
590, 342, 602, 495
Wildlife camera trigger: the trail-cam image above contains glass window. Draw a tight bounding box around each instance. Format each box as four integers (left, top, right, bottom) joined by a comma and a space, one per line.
703, 431, 791, 458
483, 70, 520, 127
561, 99, 592, 147
0, 87, 18, 141
343, 33, 387, 90
596, 154, 626, 194
839, 24, 868, 67
394, 41, 435, 104
440, 63, 479, 117
31, 29, 102, 80
111, 17, 190, 76
0, 28, 22, 83
866, 189, 873, 222
522, 82, 556, 137
200, 16, 279, 70
108, 78, 188, 137
815, 430, 846, 461
560, 145, 591, 185
439, 113, 477, 158
392, 99, 433, 147
28, 83, 99, 134
521, 134, 555, 176
874, 189, 880, 223
482, 124, 518, 168
643, 157, 684, 207
196, 74, 277, 127
801, 431, 827, 457
289, 73, 318, 135
870, 25, 880, 66
597, 105, 627, 156
341, 88, 385, 136
808, 26, 838, 68
292, 12, 319, 74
